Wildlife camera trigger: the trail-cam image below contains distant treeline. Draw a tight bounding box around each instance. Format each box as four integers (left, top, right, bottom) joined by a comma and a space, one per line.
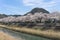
0, 7, 60, 30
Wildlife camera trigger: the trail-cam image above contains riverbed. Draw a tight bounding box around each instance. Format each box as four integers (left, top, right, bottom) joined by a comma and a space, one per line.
0, 28, 52, 40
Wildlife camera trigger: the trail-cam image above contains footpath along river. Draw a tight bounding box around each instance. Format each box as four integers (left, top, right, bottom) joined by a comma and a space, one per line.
0, 28, 53, 40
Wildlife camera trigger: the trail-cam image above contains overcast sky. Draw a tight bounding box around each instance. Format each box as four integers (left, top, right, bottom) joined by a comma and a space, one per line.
0, 0, 60, 15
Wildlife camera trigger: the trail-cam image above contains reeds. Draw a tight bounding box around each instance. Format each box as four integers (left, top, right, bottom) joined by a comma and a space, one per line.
0, 25, 60, 40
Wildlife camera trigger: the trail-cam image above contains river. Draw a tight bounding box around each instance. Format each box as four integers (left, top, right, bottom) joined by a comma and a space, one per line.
0, 28, 52, 40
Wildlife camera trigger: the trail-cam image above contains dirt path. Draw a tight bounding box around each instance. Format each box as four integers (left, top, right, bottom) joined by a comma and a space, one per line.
0, 31, 19, 40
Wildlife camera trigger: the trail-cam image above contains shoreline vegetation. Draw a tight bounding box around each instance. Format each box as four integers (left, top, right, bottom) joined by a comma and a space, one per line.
0, 30, 18, 40
0, 8, 60, 40
0, 25, 60, 40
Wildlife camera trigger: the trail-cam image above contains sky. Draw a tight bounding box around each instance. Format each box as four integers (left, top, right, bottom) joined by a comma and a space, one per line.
0, 0, 60, 15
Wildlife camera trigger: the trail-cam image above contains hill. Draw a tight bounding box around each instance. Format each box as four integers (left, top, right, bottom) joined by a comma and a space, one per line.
24, 7, 49, 15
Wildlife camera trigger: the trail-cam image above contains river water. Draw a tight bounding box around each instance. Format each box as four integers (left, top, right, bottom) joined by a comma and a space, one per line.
0, 28, 52, 40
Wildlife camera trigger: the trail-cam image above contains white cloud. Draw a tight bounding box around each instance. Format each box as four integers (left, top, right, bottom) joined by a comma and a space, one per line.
23, 0, 60, 8
23, 0, 43, 6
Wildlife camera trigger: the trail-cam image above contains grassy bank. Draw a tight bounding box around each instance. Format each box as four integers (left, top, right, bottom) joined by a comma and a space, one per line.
0, 31, 18, 40
0, 25, 60, 40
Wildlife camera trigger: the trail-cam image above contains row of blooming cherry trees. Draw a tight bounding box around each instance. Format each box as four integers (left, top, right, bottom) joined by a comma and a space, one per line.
0, 12, 60, 29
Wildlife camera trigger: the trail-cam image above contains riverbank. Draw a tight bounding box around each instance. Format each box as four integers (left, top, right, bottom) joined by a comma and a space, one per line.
0, 31, 18, 40
0, 25, 60, 40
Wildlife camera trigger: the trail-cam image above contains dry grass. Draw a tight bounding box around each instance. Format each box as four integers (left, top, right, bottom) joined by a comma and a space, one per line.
0, 31, 18, 40
0, 25, 60, 40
